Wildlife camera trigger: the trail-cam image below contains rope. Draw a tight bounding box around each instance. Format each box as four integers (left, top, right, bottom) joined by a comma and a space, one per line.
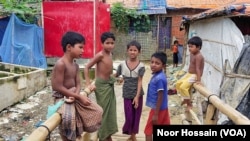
207, 94, 219, 120
207, 94, 218, 104
39, 125, 51, 141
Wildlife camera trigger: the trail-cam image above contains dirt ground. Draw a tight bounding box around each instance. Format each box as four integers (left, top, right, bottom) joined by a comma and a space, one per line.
0, 62, 200, 141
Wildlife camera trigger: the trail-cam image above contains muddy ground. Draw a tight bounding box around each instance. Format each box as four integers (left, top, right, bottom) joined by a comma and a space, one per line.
0, 63, 201, 141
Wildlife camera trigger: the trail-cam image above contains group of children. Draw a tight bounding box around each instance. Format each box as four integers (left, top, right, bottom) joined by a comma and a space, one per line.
51, 31, 204, 141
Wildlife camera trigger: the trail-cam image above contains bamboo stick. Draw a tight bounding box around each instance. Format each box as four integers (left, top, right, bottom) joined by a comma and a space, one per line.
189, 109, 202, 125
202, 39, 235, 47
205, 60, 223, 73
196, 94, 204, 124
205, 104, 218, 125
180, 114, 192, 125
25, 113, 61, 141
226, 72, 250, 79
26, 81, 95, 141
193, 83, 250, 125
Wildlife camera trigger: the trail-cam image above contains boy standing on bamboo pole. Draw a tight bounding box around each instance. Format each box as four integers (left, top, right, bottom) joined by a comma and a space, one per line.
51, 31, 102, 141
176, 36, 204, 110
84, 32, 118, 141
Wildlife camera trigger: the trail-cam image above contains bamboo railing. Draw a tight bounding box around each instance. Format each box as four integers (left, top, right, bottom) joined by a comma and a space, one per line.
25, 82, 250, 140
192, 83, 250, 125
25, 85, 94, 141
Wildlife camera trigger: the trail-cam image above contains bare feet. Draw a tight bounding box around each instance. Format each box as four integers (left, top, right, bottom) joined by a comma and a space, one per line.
131, 137, 137, 141
107, 136, 112, 141
127, 136, 132, 141
127, 134, 137, 141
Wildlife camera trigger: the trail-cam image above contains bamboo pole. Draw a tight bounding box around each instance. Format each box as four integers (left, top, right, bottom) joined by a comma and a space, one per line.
196, 94, 204, 124
189, 109, 202, 125
193, 83, 250, 125
205, 104, 218, 124
226, 72, 250, 79
180, 114, 192, 125
205, 60, 223, 73
26, 81, 95, 141
25, 113, 61, 141
202, 39, 235, 47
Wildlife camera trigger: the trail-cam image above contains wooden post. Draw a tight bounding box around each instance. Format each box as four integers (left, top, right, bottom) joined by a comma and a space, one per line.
193, 83, 250, 125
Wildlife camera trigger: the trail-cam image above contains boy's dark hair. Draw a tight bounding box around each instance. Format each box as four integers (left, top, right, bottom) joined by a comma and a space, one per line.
174, 40, 179, 44
188, 36, 202, 49
127, 40, 141, 52
151, 51, 167, 65
61, 31, 85, 52
101, 32, 115, 43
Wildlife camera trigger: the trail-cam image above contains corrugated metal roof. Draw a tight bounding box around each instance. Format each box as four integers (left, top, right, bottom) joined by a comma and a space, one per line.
185, 1, 250, 21
167, 0, 236, 9
106, 0, 140, 8
137, 0, 166, 14
107, 0, 237, 9
137, 8, 166, 14
106, 0, 250, 14
107, 0, 166, 14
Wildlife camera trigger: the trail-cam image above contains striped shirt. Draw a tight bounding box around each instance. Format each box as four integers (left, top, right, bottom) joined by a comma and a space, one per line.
116, 60, 145, 99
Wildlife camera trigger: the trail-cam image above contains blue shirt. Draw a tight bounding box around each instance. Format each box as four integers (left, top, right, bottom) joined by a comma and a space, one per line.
146, 70, 168, 110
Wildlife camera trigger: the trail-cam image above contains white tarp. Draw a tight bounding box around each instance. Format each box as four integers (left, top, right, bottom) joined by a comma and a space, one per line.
183, 17, 244, 95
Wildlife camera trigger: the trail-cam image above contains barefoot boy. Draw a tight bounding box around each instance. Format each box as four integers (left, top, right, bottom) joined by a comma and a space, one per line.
51, 31, 102, 141
84, 32, 118, 141
144, 52, 170, 141
176, 36, 204, 110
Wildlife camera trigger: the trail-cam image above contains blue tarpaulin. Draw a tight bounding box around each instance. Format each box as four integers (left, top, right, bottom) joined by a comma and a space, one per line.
138, 0, 166, 14
0, 16, 10, 45
0, 13, 47, 69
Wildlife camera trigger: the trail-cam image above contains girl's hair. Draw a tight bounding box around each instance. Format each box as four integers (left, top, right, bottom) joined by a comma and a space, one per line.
188, 36, 202, 49
127, 40, 141, 52
101, 32, 115, 43
61, 31, 85, 52
151, 51, 167, 65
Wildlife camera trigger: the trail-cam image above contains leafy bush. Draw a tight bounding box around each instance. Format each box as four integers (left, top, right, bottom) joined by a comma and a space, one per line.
0, 0, 42, 24
111, 2, 150, 32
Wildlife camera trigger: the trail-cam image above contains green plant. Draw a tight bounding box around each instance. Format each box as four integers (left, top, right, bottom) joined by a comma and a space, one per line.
111, 2, 151, 32
0, 0, 42, 24
129, 12, 151, 32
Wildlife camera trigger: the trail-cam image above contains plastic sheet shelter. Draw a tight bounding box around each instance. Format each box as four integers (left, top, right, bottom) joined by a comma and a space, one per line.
0, 14, 46, 69
221, 43, 250, 124
42, 1, 110, 58
181, 1, 250, 124
0, 16, 10, 45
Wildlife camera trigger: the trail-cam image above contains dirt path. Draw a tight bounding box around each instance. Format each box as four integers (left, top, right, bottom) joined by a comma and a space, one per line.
110, 63, 188, 141
0, 63, 197, 141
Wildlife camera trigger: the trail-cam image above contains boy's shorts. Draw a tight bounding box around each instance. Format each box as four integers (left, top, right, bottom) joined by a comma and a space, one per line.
144, 109, 170, 135
175, 73, 197, 99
